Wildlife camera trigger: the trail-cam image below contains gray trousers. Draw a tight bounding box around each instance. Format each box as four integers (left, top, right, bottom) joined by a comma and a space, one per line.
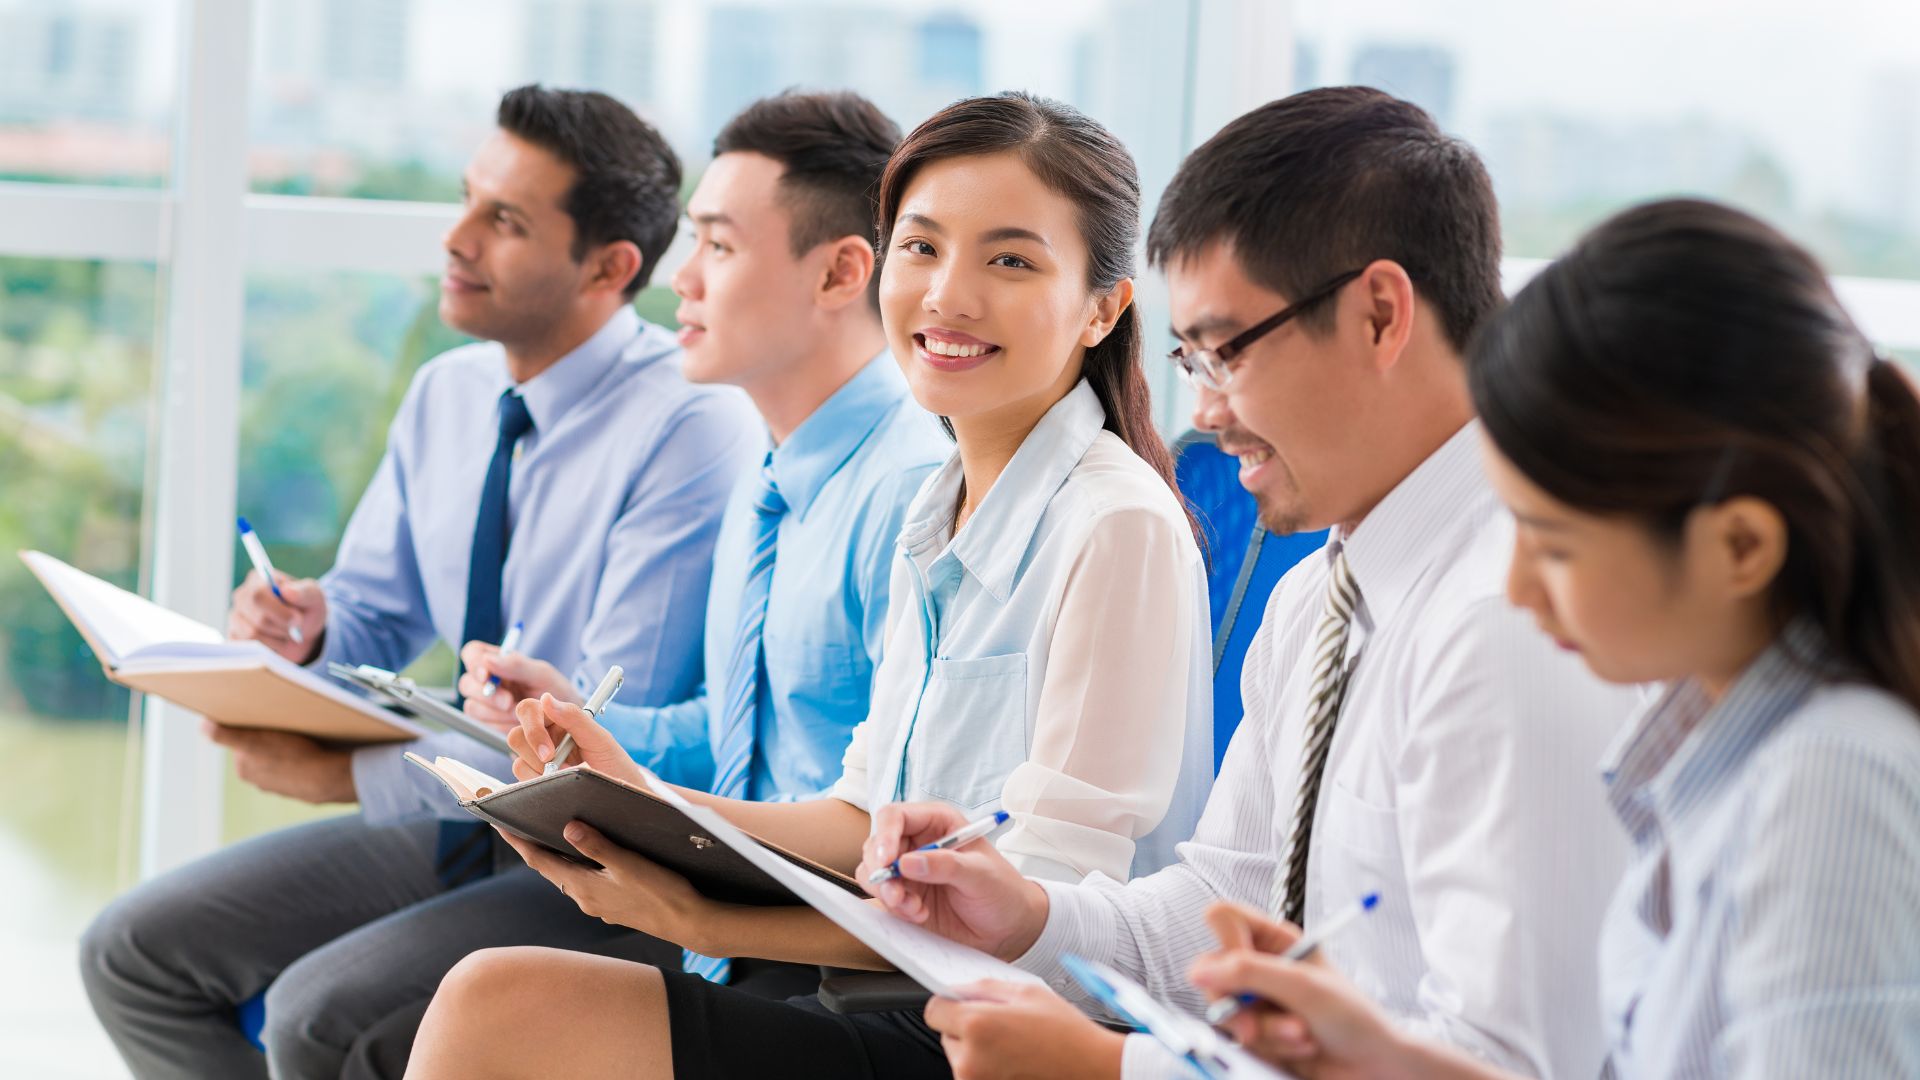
77, 813, 678, 1080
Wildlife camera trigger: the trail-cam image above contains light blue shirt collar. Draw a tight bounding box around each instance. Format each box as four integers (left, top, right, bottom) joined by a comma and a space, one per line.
899, 379, 1105, 603
508, 306, 645, 434
772, 352, 913, 521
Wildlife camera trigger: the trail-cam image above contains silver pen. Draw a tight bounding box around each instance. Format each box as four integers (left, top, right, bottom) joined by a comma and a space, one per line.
545, 665, 622, 775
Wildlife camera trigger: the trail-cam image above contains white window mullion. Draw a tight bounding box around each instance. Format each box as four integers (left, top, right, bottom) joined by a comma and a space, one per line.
140, 0, 255, 878
0, 183, 164, 262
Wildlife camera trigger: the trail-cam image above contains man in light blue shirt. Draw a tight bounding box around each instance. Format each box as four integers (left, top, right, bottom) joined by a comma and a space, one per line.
80, 87, 757, 1080
474, 91, 947, 998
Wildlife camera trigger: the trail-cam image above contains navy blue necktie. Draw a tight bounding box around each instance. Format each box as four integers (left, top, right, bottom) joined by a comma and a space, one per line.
436, 389, 535, 890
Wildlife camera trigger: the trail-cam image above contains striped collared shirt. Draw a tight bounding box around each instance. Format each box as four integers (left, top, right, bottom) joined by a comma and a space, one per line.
1599, 622, 1920, 1078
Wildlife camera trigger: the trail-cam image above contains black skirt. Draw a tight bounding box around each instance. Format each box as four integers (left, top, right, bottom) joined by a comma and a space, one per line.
661, 970, 949, 1080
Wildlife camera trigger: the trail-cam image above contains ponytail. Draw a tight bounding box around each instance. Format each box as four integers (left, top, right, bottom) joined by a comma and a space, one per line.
1846, 359, 1920, 711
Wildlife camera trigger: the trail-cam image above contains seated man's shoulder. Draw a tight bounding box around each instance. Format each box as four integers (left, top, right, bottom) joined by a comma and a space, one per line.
871, 395, 951, 468
407, 339, 505, 393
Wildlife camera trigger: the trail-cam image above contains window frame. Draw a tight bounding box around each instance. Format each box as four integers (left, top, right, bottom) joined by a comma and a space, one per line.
0, 0, 1916, 876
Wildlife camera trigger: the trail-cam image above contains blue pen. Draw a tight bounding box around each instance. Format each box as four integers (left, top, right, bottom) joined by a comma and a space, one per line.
237, 518, 303, 645
867, 810, 1012, 886
480, 620, 524, 698
1205, 890, 1380, 1028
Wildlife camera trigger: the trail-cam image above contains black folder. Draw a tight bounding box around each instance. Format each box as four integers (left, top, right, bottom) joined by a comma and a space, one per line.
406, 754, 862, 907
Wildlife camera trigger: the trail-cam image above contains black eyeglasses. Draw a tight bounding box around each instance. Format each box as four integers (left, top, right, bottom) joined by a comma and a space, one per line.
1168, 268, 1366, 391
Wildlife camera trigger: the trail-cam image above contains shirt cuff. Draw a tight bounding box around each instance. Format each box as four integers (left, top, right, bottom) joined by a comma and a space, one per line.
1121, 1034, 1192, 1080
1015, 878, 1121, 1004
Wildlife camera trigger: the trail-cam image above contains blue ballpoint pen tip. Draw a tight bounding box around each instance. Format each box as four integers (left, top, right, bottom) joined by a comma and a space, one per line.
1360, 891, 1381, 910
236, 517, 252, 533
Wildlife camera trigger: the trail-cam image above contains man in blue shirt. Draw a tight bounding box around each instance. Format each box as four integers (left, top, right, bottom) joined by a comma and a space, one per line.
470, 90, 948, 998
79, 87, 758, 1080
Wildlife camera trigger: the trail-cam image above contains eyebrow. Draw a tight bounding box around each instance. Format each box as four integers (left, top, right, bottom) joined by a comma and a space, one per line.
690, 211, 733, 228
1174, 315, 1246, 343
898, 212, 1053, 251
462, 180, 528, 222
1512, 511, 1574, 532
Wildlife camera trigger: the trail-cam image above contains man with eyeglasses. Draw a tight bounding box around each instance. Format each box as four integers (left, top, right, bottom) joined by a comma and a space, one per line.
858, 88, 1642, 1080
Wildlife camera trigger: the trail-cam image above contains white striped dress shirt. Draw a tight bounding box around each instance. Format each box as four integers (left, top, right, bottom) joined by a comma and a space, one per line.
1017, 421, 1643, 1080
1598, 623, 1920, 1078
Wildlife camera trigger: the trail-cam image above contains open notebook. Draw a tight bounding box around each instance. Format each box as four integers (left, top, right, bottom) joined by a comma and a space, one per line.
406, 754, 865, 906
23, 549, 434, 744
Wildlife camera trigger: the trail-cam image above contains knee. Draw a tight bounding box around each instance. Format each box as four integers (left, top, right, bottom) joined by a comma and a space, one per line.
77, 889, 173, 1008
435, 947, 551, 1013
76, 898, 130, 1004
418, 947, 561, 1050
261, 954, 351, 1069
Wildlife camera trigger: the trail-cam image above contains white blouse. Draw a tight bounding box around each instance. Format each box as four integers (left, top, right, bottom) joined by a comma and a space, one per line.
828, 380, 1214, 884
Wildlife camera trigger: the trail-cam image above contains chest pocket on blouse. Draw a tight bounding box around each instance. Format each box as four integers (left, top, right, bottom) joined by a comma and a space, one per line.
909, 653, 1029, 810
762, 630, 865, 718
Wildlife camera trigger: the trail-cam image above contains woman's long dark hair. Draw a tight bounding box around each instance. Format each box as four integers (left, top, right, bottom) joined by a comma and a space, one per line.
874, 92, 1185, 518
1470, 198, 1920, 710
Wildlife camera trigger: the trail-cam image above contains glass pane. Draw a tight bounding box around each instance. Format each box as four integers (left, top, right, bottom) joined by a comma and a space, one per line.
1291, 0, 1920, 279
0, 0, 176, 188
0, 255, 157, 1077
247, 0, 1192, 200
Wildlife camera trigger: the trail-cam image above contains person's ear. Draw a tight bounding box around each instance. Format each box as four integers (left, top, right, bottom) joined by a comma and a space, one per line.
1356, 259, 1417, 371
1080, 277, 1135, 348
817, 235, 877, 311
1695, 496, 1788, 602
588, 240, 644, 298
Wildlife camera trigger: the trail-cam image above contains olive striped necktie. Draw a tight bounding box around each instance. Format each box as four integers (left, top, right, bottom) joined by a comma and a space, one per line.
1278, 544, 1361, 926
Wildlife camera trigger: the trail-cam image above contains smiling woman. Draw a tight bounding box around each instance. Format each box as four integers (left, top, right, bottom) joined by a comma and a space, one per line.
402, 92, 1219, 1080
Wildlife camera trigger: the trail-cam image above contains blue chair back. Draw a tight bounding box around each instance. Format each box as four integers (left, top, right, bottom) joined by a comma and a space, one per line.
1173, 431, 1326, 772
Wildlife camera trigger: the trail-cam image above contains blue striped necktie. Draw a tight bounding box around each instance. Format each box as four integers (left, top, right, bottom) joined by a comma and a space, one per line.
684, 457, 786, 983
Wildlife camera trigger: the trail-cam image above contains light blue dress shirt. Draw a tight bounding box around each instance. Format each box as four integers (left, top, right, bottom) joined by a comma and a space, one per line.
831, 380, 1215, 884
1598, 622, 1920, 1078
595, 353, 948, 799
323, 307, 762, 823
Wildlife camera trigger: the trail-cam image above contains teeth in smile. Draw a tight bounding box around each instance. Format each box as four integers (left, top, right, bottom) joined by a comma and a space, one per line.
924, 337, 993, 358
1238, 449, 1273, 468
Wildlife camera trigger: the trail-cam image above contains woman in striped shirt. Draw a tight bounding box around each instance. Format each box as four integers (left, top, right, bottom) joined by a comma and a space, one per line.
1192, 199, 1920, 1078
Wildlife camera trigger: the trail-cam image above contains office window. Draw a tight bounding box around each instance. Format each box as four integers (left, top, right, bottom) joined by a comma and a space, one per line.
245, 0, 1189, 195
0, 255, 157, 1078
0, 0, 175, 188
1292, 0, 1920, 281
242, 0, 1196, 418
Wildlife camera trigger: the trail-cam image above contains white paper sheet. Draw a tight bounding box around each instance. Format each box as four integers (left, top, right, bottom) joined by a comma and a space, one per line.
638, 772, 1043, 998
24, 550, 224, 664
